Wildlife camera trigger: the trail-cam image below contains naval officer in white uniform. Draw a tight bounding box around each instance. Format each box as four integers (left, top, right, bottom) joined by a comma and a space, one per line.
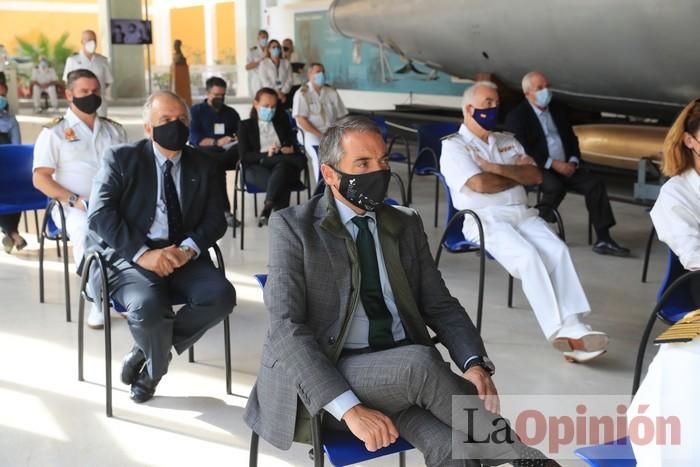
63, 30, 113, 117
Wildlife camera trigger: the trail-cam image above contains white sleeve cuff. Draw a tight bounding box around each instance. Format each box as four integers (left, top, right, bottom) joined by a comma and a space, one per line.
132, 245, 149, 263
569, 157, 580, 166
179, 238, 201, 259
323, 390, 361, 421
544, 157, 554, 170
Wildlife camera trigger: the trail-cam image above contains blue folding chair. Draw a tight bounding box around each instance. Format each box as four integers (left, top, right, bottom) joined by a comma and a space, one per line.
369, 115, 412, 179
576, 249, 700, 466
231, 159, 311, 250
248, 273, 414, 467
407, 122, 460, 227
77, 244, 233, 417
38, 198, 71, 322
0, 144, 47, 239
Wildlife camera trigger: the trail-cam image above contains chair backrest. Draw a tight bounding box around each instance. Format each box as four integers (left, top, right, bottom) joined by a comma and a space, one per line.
434, 171, 466, 246
657, 249, 697, 323
368, 115, 389, 142
254, 274, 268, 289
415, 122, 460, 171
0, 144, 48, 208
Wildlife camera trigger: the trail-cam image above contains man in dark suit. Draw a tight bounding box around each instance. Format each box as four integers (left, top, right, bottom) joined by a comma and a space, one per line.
505, 71, 629, 257
86, 90, 236, 403
244, 116, 559, 466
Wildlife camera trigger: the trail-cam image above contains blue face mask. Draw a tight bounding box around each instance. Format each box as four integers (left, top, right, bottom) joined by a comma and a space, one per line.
535, 88, 552, 108
270, 47, 281, 58
471, 106, 499, 131
258, 106, 275, 122
259, 38, 268, 48
313, 72, 326, 87
0, 96, 7, 110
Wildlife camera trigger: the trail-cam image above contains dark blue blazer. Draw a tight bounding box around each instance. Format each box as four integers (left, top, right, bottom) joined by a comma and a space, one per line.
85, 139, 226, 267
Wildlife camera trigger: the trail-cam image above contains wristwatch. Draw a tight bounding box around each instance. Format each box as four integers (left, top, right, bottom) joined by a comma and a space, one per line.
178, 245, 195, 261
68, 193, 79, 208
464, 356, 495, 376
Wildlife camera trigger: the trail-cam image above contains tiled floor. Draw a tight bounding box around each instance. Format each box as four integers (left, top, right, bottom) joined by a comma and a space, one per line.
0, 107, 662, 466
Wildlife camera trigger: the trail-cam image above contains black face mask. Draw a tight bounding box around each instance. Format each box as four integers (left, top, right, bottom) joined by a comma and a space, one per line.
332, 167, 391, 212
72, 93, 102, 114
153, 119, 189, 151
211, 96, 225, 110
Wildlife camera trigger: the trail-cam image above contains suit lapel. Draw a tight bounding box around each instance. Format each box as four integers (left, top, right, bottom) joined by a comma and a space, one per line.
376, 206, 433, 346
526, 103, 550, 159
179, 148, 200, 218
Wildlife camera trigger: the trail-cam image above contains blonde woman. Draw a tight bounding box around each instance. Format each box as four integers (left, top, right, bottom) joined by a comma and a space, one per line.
650, 98, 700, 278
257, 39, 293, 105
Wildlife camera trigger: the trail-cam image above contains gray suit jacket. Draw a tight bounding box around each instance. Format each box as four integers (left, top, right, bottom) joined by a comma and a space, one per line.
244, 189, 486, 450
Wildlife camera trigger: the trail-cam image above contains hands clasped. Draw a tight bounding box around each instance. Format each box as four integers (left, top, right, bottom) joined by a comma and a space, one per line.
136, 246, 192, 277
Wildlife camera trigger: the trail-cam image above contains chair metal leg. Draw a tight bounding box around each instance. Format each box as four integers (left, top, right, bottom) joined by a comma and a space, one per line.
39, 232, 46, 304
232, 173, 239, 239
78, 294, 86, 382
249, 432, 259, 467
507, 274, 514, 308
642, 227, 656, 283
240, 185, 246, 250
33, 209, 40, 242
22, 211, 29, 233
311, 415, 324, 467
224, 315, 232, 394
61, 233, 71, 322
188, 346, 195, 363
476, 244, 485, 335
254, 193, 259, 217
55, 239, 61, 257
433, 175, 440, 228
399, 451, 406, 467
104, 291, 113, 418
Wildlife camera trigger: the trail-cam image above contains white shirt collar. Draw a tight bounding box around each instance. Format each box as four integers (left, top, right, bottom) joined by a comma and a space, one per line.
334, 196, 376, 227
529, 101, 548, 117
64, 107, 100, 133
151, 141, 182, 168
458, 123, 496, 148
307, 82, 322, 96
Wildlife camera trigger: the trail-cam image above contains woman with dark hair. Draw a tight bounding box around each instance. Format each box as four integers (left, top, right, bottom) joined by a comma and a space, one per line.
257, 39, 293, 106
237, 87, 306, 226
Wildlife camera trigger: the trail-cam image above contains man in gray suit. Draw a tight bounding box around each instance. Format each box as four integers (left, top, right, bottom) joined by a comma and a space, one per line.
245, 116, 559, 466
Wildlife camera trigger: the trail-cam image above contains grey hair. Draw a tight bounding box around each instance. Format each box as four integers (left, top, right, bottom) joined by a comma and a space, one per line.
142, 90, 190, 125
318, 115, 383, 167
521, 71, 543, 94
461, 81, 498, 114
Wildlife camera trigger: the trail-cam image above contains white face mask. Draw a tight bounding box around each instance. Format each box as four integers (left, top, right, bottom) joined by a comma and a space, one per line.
84, 40, 97, 54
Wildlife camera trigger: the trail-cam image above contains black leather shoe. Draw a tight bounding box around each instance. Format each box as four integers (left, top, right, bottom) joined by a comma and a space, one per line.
592, 240, 630, 257
257, 215, 269, 227
121, 346, 146, 385
130, 370, 159, 403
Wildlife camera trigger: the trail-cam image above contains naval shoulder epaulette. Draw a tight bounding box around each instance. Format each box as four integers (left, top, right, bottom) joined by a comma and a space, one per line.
99, 116, 123, 128
43, 116, 64, 129
300, 84, 309, 93
440, 132, 459, 141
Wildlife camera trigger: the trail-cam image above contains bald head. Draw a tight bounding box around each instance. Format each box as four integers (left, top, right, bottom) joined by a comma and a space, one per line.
81, 30, 96, 44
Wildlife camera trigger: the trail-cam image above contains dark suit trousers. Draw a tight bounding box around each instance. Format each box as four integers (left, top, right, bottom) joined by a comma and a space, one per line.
333, 345, 543, 466
97, 255, 236, 381
198, 145, 240, 213
244, 154, 306, 210
539, 167, 616, 231
0, 213, 21, 235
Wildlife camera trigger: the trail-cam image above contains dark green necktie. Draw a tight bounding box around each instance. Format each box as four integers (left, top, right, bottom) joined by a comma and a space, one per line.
351, 216, 395, 349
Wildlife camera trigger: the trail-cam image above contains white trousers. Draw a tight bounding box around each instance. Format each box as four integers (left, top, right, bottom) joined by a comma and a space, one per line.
301, 130, 321, 183
463, 205, 590, 339
51, 205, 88, 268
32, 84, 58, 109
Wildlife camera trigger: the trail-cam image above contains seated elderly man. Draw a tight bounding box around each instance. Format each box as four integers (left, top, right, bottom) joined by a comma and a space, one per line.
85, 90, 236, 403
292, 62, 348, 181
505, 71, 629, 257
245, 115, 561, 466
441, 82, 608, 363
